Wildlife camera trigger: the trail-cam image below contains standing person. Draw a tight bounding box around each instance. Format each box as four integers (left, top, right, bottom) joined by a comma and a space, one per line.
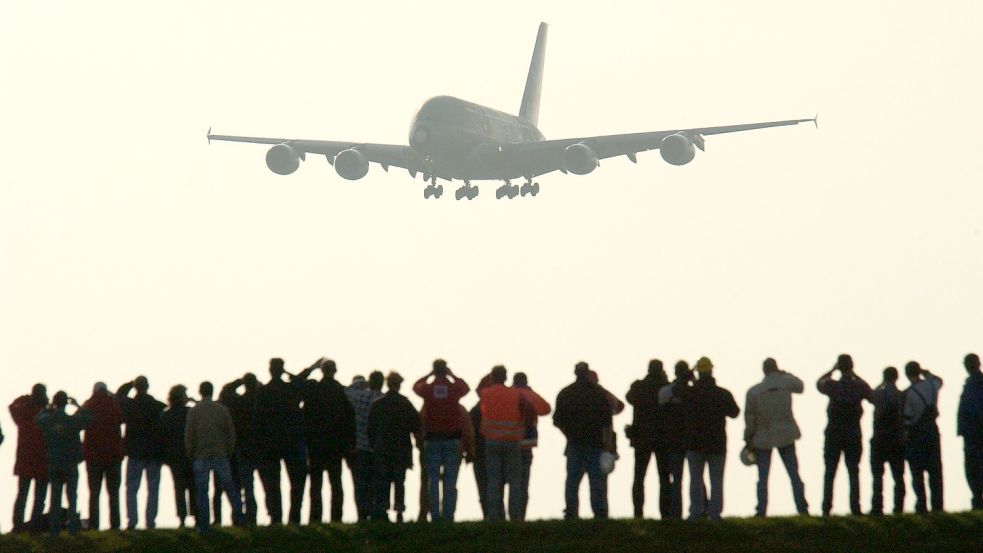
869, 367, 906, 515
368, 372, 420, 522
683, 357, 740, 521
626, 359, 670, 519
219, 373, 261, 525
512, 371, 551, 520
479, 366, 535, 521
553, 362, 614, 520
346, 370, 385, 521
743, 358, 808, 517
186, 381, 244, 533
958, 353, 983, 510
116, 376, 166, 529
298, 359, 356, 524
161, 385, 196, 528
467, 376, 492, 520
418, 401, 476, 522
817, 354, 871, 517
9, 384, 49, 533
82, 382, 124, 530
902, 361, 944, 513
413, 358, 470, 522
254, 357, 311, 525
657, 361, 692, 519
37, 392, 92, 536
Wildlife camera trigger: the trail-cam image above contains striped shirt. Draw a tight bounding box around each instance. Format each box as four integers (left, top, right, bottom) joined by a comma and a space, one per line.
346, 386, 383, 451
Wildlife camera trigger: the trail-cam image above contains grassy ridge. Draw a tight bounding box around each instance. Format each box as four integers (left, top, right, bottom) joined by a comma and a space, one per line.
2, 513, 982, 553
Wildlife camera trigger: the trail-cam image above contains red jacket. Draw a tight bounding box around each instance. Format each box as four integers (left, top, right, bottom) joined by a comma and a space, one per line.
478, 384, 536, 442
82, 392, 123, 465
414, 375, 470, 438
9, 396, 47, 479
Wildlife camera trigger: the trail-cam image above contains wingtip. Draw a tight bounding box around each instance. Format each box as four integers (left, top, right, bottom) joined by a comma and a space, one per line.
812, 113, 819, 129
206, 126, 212, 144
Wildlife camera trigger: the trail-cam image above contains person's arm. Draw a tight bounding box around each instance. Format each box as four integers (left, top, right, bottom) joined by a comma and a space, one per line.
924, 369, 943, 388
744, 390, 757, 444
116, 382, 134, 400
220, 379, 243, 404
625, 381, 640, 406
185, 408, 197, 459
224, 407, 236, 455
9, 396, 32, 425
784, 373, 805, 394
412, 375, 431, 399
449, 374, 470, 398
817, 369, 835, 395
724, 390, 741, 419
523, 389, 552, 416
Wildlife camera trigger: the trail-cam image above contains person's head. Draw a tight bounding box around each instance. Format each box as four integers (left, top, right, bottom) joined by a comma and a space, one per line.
321, 359, 337, 379
883, 366, 899, 383
386, 371, 403, 392
762, 358, 778, 374
93, 382, 109, 397
199, 381, 214, 400
242, 372, 259, 391
490, 365, 507, 384
52, 391, 68, 410
905, 361, 922, 381
674, 361, 690, 380
835, 354, 854, 375
694, 356, 714, 378
351, 375, 366, 390
433, 359, 448, 377
368, 371, 385, 391
30, 383, 48, 406
134, 376, 150, 394
648, 359, 665, 378
574, 361, 590, 381
513, 372, 528, 387
965, 353, 981, 374
269, 358, 285, 380
168, 385, 188, 407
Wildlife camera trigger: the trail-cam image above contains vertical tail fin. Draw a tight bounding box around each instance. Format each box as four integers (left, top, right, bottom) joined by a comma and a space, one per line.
519, 22, 548, 126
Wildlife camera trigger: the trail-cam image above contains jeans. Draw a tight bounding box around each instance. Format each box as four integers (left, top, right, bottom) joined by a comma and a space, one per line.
632, 445, 680, 519
564, 443, 607, 519
309, 453, 344, 523
125, 457, 162, 529
352, 449, 375, 521
687, 451, 725, 520
87, 459, 122, 530
516, 448, 533, 520
12, 476, 47, 531
237, 456, 259, 525
193, 457, 244, 532
48, 466, 80, 536
485, 440, 522, 521
169, 463, 196, 525
755, 444, 808, 517
473, 446, 488, 519
424, 439, 462, 521
372, 461, 406, 521
907, 428, 943, 513
870, 440, 905, 514
822, 437, 862, 515
965, 439, 983, 510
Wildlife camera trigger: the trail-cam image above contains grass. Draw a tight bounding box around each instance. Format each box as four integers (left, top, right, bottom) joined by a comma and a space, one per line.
1, 512, 981, 553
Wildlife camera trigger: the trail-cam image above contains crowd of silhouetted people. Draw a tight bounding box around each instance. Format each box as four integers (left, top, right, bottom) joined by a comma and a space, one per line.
3, 353, 983, 535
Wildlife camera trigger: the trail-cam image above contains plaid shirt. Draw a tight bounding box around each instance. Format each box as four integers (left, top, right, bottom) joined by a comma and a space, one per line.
346, 386, 383, 451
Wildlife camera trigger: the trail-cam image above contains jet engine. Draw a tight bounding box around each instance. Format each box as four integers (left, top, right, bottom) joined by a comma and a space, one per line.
660, 133, 696, 166
334, 148, 369, 180
265, 144, 300, 175
562, 143, 598, 175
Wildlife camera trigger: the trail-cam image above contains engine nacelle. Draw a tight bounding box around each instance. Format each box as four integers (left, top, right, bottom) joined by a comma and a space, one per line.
562, 143, 598, 175
334, 148, 369, 181
266, 144, 300, 175
660, 133, 696, 166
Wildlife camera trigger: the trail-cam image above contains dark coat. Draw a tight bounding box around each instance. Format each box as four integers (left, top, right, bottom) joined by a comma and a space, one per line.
626, 374, 669, 450
817, 373, 872, 443
82, 392, 123, 465
219, 381, 260, 462
253, 377, 305, 456
367, 391, 419, 469
9, 396, 47, 479
116, 383, 166, 461
37, 408, 92, 471
958, 371, 983, 443
302, 378, 356, 460
161, 405, 192, 470
553, 378, 612, 449
682, 376, 740, 455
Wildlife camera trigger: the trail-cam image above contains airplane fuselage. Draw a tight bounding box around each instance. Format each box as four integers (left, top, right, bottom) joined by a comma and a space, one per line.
408, 95, 545, 180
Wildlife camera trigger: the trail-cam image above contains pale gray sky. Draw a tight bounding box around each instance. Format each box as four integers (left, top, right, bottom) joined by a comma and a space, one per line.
2, 0, 982, 525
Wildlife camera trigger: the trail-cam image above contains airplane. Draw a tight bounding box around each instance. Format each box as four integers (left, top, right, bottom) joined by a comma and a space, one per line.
207, 22, 815, 200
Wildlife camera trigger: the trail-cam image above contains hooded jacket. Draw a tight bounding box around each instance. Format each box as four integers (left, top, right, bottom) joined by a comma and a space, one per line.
9, 396, 47, 479
744, 371, 803, 450
81, 392, 123, 465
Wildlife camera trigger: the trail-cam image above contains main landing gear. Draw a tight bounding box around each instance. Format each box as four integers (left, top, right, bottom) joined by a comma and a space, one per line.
423, 175, 443, 199
455, 180, 479, 200
496, 178, 540, 199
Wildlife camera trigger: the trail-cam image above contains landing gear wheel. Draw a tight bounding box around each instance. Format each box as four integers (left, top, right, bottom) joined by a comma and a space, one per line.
467, 187, 479, 200
531, 182, 540, 197
496, 184, 508, 199
424, 185, 434, 199
434, 184, 444, 199
507, 184, 520, 199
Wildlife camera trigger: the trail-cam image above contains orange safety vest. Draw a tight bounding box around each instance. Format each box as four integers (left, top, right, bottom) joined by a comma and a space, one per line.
479, 385, 525, 441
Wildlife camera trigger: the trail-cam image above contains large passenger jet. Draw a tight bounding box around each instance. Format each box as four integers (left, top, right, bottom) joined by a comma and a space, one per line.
208, 23, 815, 200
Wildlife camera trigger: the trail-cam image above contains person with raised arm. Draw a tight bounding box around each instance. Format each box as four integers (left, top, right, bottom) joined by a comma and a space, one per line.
817, 354, 871, 517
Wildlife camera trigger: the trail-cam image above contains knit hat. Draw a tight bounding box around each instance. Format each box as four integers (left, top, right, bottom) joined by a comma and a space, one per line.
694, 357, 714, 374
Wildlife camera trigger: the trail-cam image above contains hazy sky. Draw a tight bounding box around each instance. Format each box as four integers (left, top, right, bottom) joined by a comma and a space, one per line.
2, 0, 982, 525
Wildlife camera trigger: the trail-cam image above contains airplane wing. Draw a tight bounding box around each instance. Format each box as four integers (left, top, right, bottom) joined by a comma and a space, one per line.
206, 131, 428, 174
502, 116, 817, 177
